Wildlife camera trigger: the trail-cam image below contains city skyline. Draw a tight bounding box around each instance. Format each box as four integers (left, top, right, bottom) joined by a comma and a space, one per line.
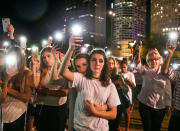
151, 0, 180, 37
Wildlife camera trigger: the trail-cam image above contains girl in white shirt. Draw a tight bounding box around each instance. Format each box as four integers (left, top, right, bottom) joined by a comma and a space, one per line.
60, 36, 120, 131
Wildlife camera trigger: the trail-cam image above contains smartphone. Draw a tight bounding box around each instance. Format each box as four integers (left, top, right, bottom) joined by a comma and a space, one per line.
2, 18, 10, 32
20, 41, 27, 49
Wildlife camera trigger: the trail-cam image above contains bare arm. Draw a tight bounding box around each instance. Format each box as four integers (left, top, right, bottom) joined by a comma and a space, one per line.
7, 71, 32, 102
37, 88, 68, 97
125, 78, 136, 88
161, 43, 176, 74
85, 100, 117, 119
32, 54, 40, 88
8, 24, 15, 40
1, 80, 9, 103
136, 45, 142, 65
32, 68, 40, 88
94, 103, 108, 111
59, 35, 82, 82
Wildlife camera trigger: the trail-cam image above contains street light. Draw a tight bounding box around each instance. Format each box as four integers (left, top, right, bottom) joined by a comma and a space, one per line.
108, 10, 115, 42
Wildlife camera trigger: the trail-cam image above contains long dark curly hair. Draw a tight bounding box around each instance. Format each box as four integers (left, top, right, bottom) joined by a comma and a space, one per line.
85, 48, 110, 87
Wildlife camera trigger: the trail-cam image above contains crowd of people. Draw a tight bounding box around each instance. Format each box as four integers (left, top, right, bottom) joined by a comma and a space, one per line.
0, 24, 180, 131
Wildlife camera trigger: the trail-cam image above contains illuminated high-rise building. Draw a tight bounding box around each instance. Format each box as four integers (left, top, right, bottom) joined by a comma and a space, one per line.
151, 0, 180, 35
113, 0, 146, 57
65, 0, 106, 47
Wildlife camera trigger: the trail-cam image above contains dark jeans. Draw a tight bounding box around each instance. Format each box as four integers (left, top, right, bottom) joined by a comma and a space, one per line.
168, 108, 180, 131
3, 113, 25, 131
139, 102, 166, 131
35, 103, 67, 131
109, 105, 128, 131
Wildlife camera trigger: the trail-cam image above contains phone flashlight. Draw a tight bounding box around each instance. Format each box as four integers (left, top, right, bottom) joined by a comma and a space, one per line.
168, 31, 178, 47
42, 40, 48, 47
3, 41, 9, 48
54, 32, 63, 41
5, 54, 17, 67
71, 24, 83, 36
31, 46, 39, 53
19, 36, 27, 49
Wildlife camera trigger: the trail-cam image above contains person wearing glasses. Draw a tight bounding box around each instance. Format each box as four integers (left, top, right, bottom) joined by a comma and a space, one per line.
135, 46, 171, 131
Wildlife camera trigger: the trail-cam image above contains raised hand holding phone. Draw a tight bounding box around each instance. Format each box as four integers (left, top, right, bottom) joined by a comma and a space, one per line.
69, 35, 82, 50
168, 31, 178, 48
71, 24, 84, 48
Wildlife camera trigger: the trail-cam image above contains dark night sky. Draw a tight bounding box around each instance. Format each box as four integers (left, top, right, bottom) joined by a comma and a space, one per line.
0, 0, 148, 46
0, 0, 66, 45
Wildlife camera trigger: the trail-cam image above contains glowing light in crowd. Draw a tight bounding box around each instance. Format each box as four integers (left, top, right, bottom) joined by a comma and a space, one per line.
5, 54, 17, 66
71, 24, 83, 35
130, 62, 136, 68
42, 40, 48, 46
3, 41, 9, 47
106, 50, 111, 56
164, 50, 169, 55
169, 31, 178, 40
48, 36, 53, 40
54, 32, 63, 41
81, 47, 87, 53
84, 44, 90, 47
19, 36, 27, 48
19, 36, 27, 43
172, 63, 178, 70
27, 48, 31, 51
31, 46, 39, 52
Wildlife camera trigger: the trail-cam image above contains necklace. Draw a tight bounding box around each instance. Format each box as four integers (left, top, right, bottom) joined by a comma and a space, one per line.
92, 76, 99, 80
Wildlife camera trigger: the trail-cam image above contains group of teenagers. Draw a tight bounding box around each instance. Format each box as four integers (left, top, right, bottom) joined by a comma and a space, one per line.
0, 33, 180, 131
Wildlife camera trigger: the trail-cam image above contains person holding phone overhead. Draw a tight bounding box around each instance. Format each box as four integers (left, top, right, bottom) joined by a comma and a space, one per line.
60, 35, 120, 131
1, 46, 33, 131
161, 42, 180, 131
2, 18, 19, 47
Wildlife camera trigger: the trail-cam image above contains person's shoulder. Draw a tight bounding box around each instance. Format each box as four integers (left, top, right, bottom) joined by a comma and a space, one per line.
24, 68, 33, 77
74, 72, 84, 78
108, 80, 116, 88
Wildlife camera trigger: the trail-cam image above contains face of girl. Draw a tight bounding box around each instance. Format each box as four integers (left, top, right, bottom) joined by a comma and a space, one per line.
108, 59, 115, 71
121, 63, 128, 73
75, 58, 88, 75
42, 51, 54, 67
90, 53, 104, 76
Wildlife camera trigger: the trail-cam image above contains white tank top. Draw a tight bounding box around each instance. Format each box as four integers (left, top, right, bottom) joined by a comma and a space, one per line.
2, 76, 27, 123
